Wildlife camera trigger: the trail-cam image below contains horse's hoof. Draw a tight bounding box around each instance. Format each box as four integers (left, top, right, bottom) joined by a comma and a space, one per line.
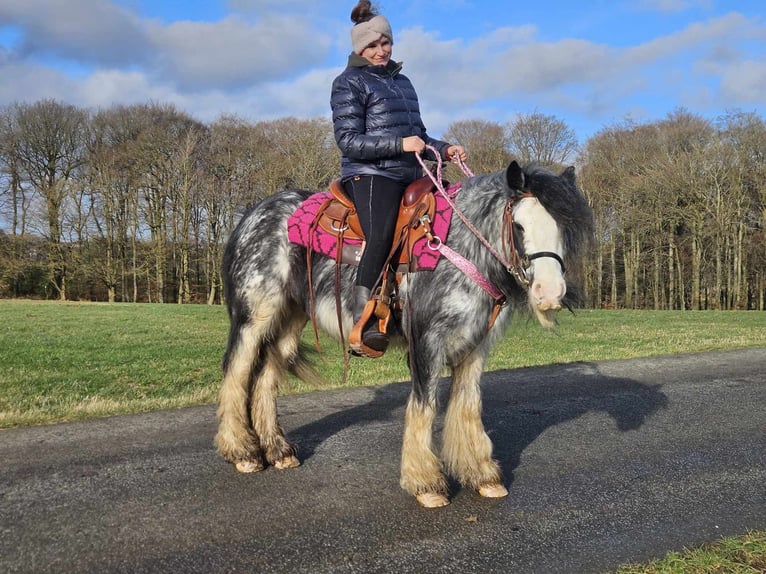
273, 455, 301, 469
235, 459, 264, 473
416, 492, 450, 508
478, 484, 508, 498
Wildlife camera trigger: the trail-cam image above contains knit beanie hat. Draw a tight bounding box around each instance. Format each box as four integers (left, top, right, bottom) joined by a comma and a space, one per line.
351, 14, 393, 54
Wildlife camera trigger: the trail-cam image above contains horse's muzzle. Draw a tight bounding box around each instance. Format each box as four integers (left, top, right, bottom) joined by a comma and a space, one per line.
537, 300, 562, 312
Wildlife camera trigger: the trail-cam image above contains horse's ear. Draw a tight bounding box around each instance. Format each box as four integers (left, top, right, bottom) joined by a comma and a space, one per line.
561, 165, 577, 185
506, 161, 525, 191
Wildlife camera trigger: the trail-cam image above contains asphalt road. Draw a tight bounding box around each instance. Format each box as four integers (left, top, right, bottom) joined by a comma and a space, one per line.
1, 348, 764, 573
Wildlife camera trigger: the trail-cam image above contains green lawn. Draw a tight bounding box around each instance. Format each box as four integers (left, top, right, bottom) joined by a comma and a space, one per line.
1, 300, 764, 428
615, 530, 766, 573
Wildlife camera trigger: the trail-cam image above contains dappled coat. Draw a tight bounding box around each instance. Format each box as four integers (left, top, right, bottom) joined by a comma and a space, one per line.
331, 53, 450, 184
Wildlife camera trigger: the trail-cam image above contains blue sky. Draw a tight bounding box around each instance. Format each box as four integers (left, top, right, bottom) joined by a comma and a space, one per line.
0, 0, 764, 142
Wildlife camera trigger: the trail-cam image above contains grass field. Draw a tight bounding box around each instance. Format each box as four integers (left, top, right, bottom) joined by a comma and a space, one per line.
615, 530, 766, 573
2, 299, 765, 428
1, 299, 764, 572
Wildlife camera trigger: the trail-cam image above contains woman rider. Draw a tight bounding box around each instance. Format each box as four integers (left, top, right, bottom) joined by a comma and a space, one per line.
331, 0, 466, 357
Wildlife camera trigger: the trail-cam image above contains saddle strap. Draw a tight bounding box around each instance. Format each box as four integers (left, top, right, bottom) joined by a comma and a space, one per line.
307, 197, 343, 351
373, 200, 431, 290
334, 211, 352, 375
334, 209, 348, 345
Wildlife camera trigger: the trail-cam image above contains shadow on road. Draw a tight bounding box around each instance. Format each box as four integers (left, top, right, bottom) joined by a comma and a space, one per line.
286, 361, 668, 489
481, 362, 668, 489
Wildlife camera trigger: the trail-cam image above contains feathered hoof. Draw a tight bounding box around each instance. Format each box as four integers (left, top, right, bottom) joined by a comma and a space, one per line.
478, 483, 508, 498
273, 455, 301, 469
416, 492, 450, 508
235, 459, 264, 473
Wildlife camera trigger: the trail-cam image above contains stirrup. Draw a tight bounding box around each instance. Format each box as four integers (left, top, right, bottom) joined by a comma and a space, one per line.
349, 299, 389, 358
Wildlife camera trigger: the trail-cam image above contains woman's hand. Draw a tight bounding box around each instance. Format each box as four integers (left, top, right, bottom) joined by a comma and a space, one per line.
402, 136, 426, 154
446, 145, 467, 162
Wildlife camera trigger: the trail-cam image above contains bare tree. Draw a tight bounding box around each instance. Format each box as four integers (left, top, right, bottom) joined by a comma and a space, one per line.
0, 108, 32, 296
252, 117, 337, 195
4, 95, 766, 308
172, 125, 207, 304
443, 119, 510, 176
87, 105, 150, 302
10, 100, 88, 300
580, 120, 649, 308
505, 111, 579, 166
130, 103, 205, 303
202, 115, 260, 304
0, 109, 29, 237
717, 110, 766, 309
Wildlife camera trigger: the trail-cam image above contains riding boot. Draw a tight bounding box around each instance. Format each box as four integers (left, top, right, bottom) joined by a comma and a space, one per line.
351, 285, 389, 355
353, 286, 371, 324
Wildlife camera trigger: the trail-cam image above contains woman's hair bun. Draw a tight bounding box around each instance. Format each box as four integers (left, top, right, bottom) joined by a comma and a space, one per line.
351, 1, 377, 24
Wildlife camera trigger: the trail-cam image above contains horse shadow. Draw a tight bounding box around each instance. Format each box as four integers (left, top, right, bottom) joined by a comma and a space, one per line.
478, 362, 669, 486
286, 361, 668, 488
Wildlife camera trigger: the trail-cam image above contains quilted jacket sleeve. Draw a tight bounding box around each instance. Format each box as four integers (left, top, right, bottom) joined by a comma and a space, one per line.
423, 130, 451, 162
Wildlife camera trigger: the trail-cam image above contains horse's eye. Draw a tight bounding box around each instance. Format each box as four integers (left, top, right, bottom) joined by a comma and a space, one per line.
514, 223, 525, 234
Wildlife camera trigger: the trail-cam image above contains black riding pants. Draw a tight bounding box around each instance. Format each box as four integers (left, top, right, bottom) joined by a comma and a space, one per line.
343, 175, 407, 291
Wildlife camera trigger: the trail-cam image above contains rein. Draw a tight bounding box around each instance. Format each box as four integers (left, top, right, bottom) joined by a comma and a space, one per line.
416, 147, 535, 291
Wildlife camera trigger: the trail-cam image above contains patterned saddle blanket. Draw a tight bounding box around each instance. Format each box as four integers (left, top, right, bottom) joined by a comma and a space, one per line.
287, 179, 460, 272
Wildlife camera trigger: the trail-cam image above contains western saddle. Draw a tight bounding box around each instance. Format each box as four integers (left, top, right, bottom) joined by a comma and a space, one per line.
306, 176, 440, 357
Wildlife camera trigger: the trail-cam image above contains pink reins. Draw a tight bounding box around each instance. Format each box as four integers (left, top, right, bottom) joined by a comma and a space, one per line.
415, 146, 532, 291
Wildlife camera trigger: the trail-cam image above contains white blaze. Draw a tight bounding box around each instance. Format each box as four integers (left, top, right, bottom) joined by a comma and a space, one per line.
513, 197, 566, 320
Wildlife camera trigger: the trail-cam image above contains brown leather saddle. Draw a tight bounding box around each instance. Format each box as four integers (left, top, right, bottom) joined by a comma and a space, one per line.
305, 176, 442, 358
312, 176, 438, 272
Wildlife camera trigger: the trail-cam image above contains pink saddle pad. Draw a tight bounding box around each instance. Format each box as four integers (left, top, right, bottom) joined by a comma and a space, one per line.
287, 183, 460, 271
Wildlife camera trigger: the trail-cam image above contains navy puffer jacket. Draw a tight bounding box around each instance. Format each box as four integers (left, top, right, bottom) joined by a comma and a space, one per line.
331, 53, 450, 184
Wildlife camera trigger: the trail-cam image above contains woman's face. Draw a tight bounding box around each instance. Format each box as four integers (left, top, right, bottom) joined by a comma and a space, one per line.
360, 35, 392, 66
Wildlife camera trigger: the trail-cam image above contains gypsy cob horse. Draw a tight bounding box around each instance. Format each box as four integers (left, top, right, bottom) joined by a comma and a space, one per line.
215, 156, 593, 507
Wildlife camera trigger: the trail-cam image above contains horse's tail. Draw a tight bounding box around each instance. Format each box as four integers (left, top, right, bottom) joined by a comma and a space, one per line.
287, 345, 324, 388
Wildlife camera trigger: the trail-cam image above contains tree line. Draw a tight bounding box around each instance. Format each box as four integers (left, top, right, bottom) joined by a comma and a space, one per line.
0, 99, 763, 310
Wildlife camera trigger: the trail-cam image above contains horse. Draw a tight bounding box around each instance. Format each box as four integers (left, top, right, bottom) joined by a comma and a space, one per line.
215, 159, 594, 508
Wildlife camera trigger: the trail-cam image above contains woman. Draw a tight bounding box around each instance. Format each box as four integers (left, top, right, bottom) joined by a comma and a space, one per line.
331, 0, 466, 357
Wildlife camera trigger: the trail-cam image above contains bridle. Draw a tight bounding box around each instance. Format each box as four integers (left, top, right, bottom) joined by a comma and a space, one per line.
502, 192, 566, 288
416, 147, 566, 293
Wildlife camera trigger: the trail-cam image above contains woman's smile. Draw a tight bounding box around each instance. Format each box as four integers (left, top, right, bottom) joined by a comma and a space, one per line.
361, 36, 392, 66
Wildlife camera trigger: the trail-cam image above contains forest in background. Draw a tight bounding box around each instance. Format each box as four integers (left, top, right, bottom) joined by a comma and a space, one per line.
1, 99, 764, 310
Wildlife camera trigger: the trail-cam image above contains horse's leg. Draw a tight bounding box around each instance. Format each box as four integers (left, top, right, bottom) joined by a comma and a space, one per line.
400, 331, 449, 507
250, 307, 305, 470
215, 320, 266, 473
442, 349, 508, 498
400, 391, 448, 507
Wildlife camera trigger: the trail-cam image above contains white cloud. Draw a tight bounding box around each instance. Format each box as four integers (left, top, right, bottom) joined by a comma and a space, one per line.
716, 60, 766, 105
386, 11, 765, 135
0, 60, 79, 103
149, 15, 332, 91
0, 0, 335, 93
78, 69, 179, 110
0, 0, 150, 66
395, 26, 612, 108
0, 1, 763, 140
632, 0, 714, 13
624, 12, 752, 65
255, 67, 341, 118
227, 0, 322, 10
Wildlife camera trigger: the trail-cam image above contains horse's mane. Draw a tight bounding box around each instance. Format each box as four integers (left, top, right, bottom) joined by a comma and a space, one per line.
517, 164, 594, 258
453, 163, 594, 310
457, 163, 594, 259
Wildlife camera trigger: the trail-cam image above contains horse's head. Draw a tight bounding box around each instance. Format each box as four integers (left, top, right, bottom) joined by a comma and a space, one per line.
505, 161, 593, 327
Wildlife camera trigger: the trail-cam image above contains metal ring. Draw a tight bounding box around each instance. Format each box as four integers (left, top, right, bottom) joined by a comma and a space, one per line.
330, 221, 349, 232
427, 236, 442, 251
